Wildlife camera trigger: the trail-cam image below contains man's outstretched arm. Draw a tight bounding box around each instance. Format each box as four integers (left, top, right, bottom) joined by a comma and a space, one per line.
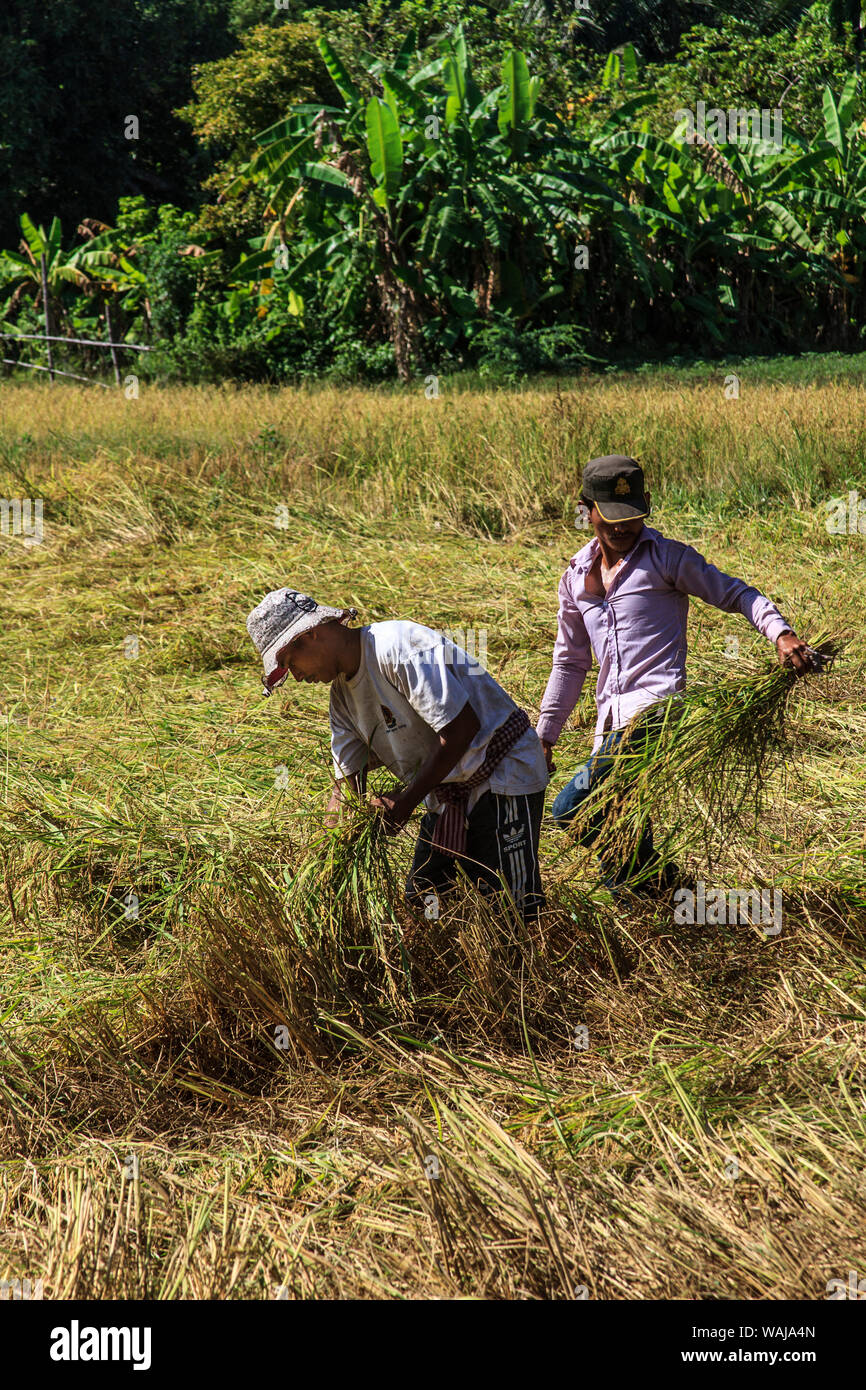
667, 542, 816, 675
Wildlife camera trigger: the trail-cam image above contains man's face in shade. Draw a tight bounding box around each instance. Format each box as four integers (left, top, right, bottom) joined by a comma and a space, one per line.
270, 620, 346, 687
582, 491, 651, 554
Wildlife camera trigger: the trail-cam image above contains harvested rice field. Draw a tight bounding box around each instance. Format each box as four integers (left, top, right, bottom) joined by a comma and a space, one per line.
1, 369, 864, 1304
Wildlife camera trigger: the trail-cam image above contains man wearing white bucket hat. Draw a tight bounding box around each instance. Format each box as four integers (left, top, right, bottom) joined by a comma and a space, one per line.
246, 588, 549, 919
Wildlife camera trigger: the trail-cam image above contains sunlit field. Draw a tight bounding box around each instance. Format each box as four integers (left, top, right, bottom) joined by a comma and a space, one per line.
1, 369, 864, 1299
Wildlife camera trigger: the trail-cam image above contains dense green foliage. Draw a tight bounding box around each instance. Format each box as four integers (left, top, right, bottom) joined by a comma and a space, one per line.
1, 1, 864, 381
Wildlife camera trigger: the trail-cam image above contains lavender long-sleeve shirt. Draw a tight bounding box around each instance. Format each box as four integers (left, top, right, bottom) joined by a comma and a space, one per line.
537, 524, 793, 752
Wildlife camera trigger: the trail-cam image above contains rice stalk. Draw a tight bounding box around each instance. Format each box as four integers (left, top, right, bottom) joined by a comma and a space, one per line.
282, 801, 414, 1008
563, 639, 841, 883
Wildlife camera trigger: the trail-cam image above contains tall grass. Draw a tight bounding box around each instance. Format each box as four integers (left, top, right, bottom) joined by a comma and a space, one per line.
1, 370, 865, 541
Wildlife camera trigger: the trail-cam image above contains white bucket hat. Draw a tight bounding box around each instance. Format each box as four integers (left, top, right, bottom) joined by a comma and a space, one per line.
246, 588, 357, 695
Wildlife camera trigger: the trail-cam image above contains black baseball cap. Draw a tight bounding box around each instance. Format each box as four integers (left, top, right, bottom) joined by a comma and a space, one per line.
581, 455, 649, 522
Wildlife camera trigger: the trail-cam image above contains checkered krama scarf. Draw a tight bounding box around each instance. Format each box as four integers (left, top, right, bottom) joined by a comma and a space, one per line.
431, 708, 531, 856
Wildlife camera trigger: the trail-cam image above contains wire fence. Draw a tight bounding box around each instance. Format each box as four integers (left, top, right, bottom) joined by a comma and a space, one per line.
0, 327, 151, 386
1, 357, 110, 386
1, 332, 151, 351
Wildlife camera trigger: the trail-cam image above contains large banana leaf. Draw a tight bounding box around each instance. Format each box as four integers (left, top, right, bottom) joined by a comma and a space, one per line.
316, 35, 360, 107
19, 214, 46, 259
230, 246, 288, 281
498, 50, 532, 135
225, 132, 317, 198
763, 200, 822, 253
366, 98, 403, 206
785, 186, 866, 219
278, 230, 355, 290
473, 182, 507, 249
431, 189, 468, 261
837, 72, 859, 131
47, 217, 62, 258
0, 250, 37, 277
443, 56, 467, 128
409, 55, 448, 87
302, 163, 357, 205
533, 168, 625, 210
51, 265, 89, 288
416, 194, 446, 260
251, 132, 318, 182
822, 86, 845, 156
440, 23, 482, 126
761, 148, 835, 195
441, 23, 468, 87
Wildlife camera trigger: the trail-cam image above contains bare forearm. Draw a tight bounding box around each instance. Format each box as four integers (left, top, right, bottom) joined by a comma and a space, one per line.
325, 771, 364, 825
369, 702, 481, 832
405, 703, 480, 810
401, 737, 473, 812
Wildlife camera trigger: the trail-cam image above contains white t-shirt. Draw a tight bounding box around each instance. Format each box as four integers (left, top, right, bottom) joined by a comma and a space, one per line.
329, 622, 549, 814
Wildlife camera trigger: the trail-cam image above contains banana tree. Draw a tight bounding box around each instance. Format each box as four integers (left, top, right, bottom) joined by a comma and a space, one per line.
681, 82, 866, 341
226, 23, 624, 378
589, 86, 866, 348
0, 215, 92, 322
774, 80, 866, 289
68, 220, 155, 329
0, 214, 149, 332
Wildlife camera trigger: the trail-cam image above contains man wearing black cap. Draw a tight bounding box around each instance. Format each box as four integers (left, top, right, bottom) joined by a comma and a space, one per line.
536, 455, 817, 894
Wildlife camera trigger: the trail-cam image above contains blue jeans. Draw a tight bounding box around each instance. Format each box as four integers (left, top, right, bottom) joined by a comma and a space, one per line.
551, 707, 666, 887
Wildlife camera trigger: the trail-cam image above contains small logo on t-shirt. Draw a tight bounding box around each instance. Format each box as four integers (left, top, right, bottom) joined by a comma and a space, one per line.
380, 705, 398, 731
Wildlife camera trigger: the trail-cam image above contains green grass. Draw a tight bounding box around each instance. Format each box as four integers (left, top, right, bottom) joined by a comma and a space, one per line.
0, 370, 864, 1299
